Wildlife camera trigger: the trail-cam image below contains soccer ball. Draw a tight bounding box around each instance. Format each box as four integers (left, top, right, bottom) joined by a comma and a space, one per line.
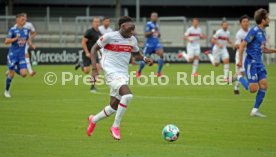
162, 124, 180, 142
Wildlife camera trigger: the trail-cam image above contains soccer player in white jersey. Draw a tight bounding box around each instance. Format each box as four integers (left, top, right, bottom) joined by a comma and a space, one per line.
22, 13, 36, 76
87, 16, 153, 140
207, 20, 234, 82
233, 15, 249, 95
179, 18, 207, 76
99, 17, 113, 35
98, 17, 113, 61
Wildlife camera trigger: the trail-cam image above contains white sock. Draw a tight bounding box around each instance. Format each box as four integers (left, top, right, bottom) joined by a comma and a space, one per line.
224, 64, 230, 79
252, 108, 258, 113
208, 54, 215, 65
182, 51, 189, 61
25, 58, 33, 73
92, 105, 116, 123
234, 81, 240, 90
113, 94, 133, 128
192, 59, 199, 74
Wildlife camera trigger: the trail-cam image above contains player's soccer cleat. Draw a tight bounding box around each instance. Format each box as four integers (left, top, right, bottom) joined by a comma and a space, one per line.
157, 73, 162, 77
177, 52, 183, 59
90, 86, 97, 93
224, 77, 229, 83
250, 111, 267, 118
234, 90, 240, 95
87, 115, 96, 136
136, 70, 141, 78
29, 71, 36, 77
204, 50, 210, 55
4, 90, 11, 98
192, 73, 199, 77
110, 127, 121, 140
75, 62, 81, 71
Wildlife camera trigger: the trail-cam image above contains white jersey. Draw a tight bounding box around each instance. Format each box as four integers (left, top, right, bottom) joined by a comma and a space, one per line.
235, 28, 248, 52
97, 31, 139, 76
99, 25, 113, 35
16, 22, 36, 32
24, 22, 36, 32
235, 28, 248, 72
184, 26, 202, 46
213, 28, 230, 48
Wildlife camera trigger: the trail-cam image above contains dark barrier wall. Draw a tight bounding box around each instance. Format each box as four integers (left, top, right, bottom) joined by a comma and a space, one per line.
0, 47, 236, 65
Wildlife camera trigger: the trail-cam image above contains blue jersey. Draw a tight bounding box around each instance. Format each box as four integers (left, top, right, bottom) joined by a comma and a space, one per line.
244, 26, 267, 83
244, 26, 266, 63
7, 26, 30, 57
145, 21, 160, 45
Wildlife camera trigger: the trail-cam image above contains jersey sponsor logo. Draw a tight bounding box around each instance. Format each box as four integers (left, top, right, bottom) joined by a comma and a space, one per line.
189, 33, 200, 37
218, 36, 229, 40
104, 44, 132, 53
18, 38, 27, 47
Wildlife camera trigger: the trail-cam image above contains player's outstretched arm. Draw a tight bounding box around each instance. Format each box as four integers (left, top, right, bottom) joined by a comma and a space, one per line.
237, 40, 247, 67
262, 46, 276, 54
30, 31, 37, 39
90, 43, 101, 76
145, 31, 153, 38
133, 51, 153, 66
200, 34, 208, 39
82, 37, 91, 58
4, 34, 20, 45
211, 37, 222, 48
27, 39, 36, 50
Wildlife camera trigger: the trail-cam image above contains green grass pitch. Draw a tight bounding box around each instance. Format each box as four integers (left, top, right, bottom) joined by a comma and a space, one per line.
0, 64, 276, 157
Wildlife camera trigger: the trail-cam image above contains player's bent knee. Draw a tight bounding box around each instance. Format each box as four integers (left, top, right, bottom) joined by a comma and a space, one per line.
21, 73, 27, 78
20, 70, 27, 78
187, 59, 193, 63
259, 83, 268, 91
83, 68, 90, 74
249, 85, 258, 93
121, 94, 133, 102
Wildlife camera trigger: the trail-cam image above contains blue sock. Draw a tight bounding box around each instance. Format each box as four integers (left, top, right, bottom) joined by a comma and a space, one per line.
157, 58, 164, 74
5, 75, 12, 91
254, 89, 266, 109
239, 77, 249, 91
138, 61, 145, 73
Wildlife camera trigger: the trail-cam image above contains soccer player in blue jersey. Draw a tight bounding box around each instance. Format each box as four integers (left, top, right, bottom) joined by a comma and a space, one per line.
136, 12, 164, 78
237, 8, 276, 117
4, 13, 35, 98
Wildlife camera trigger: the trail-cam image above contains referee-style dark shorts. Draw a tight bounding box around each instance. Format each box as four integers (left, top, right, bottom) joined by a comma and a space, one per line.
82, 53, 99, 67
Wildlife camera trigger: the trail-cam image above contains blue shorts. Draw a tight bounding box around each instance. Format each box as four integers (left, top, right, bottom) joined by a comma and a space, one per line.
143, 42, 163, 56
244, 60, 267, 83
7, 53, 27, 71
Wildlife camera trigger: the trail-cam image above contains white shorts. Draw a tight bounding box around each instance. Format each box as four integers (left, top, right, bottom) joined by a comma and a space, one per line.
187, 44, 200, 58
212, 46, 229, 63
25, 44, 29, 54
105, 73, 129, 100
235, 51, 246, 73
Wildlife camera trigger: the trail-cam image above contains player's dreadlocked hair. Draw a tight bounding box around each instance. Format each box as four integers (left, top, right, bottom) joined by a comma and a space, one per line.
118, 16, 133, 28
